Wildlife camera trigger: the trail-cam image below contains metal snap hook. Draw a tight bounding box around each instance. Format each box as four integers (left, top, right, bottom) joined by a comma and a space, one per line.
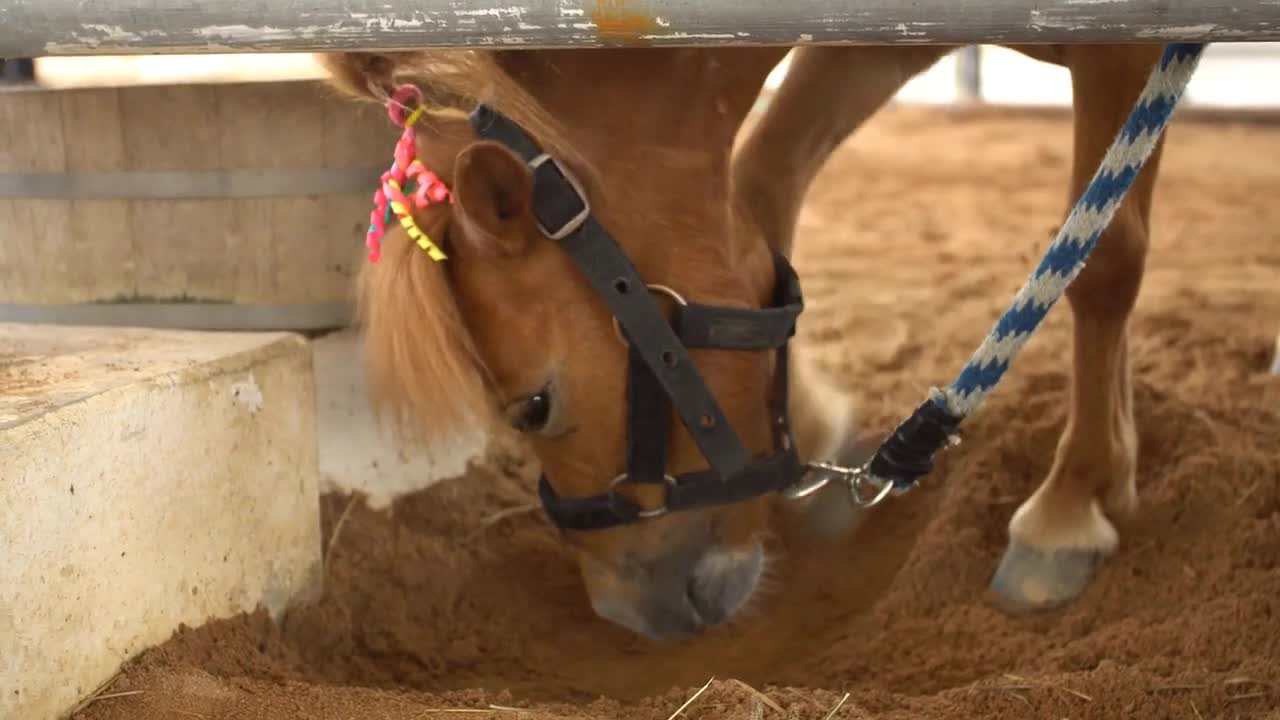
781, 462, 837, 501
847, 469, 897, 508
785, 461, 901, 508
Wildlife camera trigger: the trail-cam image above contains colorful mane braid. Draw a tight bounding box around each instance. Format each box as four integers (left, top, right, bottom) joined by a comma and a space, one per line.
365, 84, 453, 264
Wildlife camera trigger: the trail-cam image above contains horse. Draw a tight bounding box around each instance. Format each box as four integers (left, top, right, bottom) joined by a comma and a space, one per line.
318, 41, 1172, 641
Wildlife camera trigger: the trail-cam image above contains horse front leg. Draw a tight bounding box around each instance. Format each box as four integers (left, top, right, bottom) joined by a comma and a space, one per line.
990, 44, 1168, 612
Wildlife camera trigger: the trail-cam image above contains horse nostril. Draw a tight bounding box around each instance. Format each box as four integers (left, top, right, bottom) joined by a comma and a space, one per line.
686, 548, 764, 629
686, 571, 726, 626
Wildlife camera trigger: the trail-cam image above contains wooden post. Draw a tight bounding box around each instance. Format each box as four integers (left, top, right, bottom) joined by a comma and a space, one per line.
954, 46, 982, 105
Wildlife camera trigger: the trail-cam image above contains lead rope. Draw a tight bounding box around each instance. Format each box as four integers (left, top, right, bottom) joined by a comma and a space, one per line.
797, 42, 1207, 507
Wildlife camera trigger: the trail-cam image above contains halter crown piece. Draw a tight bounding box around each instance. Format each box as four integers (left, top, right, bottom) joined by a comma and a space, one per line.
365, 83, 453, 264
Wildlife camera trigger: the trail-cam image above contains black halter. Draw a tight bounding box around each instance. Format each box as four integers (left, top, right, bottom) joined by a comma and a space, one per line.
470, 105, 807, 532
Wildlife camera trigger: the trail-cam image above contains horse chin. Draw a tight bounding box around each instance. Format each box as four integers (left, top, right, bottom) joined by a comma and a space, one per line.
581, 541, 766, 642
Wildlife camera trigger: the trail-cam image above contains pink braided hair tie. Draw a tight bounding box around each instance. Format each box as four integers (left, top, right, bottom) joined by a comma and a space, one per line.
364, 84, 453, 264
386, 84, 422, 127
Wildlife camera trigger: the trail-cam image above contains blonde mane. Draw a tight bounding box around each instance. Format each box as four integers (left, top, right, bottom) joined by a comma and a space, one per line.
322, 49, 585, 445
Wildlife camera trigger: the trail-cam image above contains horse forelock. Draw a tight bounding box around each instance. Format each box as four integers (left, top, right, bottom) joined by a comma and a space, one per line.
357, 215, 494, 445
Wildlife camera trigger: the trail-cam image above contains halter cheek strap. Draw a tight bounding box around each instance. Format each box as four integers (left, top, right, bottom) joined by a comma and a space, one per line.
469, 104, 808, 532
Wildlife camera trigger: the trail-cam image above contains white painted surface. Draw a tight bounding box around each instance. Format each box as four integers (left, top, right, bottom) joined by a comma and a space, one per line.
762, 43, 1280, 108
312, 327, 487, 509
34, 53, 326, 88
28, 42, 1280, 110
0, 323, 323, 720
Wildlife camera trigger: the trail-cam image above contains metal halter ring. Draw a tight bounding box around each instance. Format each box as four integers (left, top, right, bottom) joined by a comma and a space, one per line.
781, 463, 834, 501
611, 283, 688, 347
608, 473, 677, 519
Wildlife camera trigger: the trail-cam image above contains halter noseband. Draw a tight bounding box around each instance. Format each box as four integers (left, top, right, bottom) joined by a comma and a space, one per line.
470, 104, 810, 532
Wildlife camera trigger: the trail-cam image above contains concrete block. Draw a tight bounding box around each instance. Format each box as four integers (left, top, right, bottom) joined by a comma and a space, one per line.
313, 327, 486, 509
0, 323, 322, 720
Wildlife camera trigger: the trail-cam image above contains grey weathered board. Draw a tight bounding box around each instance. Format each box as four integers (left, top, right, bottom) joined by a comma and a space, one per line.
0, 80, 397, 329
1, 0, 1277, 56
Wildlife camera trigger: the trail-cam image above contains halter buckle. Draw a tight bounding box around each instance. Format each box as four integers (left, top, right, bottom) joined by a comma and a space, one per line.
529, 152, 591, 241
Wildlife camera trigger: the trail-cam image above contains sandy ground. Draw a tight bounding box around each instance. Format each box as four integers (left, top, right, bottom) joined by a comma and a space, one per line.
75, 104, 1280, 720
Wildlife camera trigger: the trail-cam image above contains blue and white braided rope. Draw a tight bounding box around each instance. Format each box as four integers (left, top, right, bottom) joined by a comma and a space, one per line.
933, 42, 1204, 418
866, 43, 1206, 493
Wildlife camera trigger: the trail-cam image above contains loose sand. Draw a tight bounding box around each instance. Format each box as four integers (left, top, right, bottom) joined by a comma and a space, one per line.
75, 104, 1280, 720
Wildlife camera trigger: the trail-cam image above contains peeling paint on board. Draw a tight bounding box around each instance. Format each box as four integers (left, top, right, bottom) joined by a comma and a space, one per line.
1029, 9, 1102, 30
1133, 23, 1224, 38
894, 22, 929, 37
589, 0, 660, 45
640, 31, 738, 41
230, 374, 264, 414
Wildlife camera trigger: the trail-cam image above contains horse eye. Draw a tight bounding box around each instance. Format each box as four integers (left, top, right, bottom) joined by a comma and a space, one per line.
517, 391, 552, 432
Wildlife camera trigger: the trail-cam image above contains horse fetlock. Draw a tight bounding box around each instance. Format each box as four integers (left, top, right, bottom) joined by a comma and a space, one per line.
1057, 422, 1139, 520
1008, 486, 1119, 555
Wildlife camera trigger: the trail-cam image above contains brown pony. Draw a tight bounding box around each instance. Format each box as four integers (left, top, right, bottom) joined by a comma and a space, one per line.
320, 47, 854, 642
319, 42, 1170, 640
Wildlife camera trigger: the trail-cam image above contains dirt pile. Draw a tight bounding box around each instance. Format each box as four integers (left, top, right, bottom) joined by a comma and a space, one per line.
75, 106, 1280, 720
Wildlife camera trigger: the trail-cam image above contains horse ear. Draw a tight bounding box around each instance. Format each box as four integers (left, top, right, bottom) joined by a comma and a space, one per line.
451, 141, 534, 257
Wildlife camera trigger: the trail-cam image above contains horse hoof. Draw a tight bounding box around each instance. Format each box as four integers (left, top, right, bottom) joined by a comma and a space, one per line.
988, 539, 1102, 614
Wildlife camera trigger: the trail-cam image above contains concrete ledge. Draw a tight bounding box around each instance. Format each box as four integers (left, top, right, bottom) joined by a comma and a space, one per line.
0, 323, 323, 720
